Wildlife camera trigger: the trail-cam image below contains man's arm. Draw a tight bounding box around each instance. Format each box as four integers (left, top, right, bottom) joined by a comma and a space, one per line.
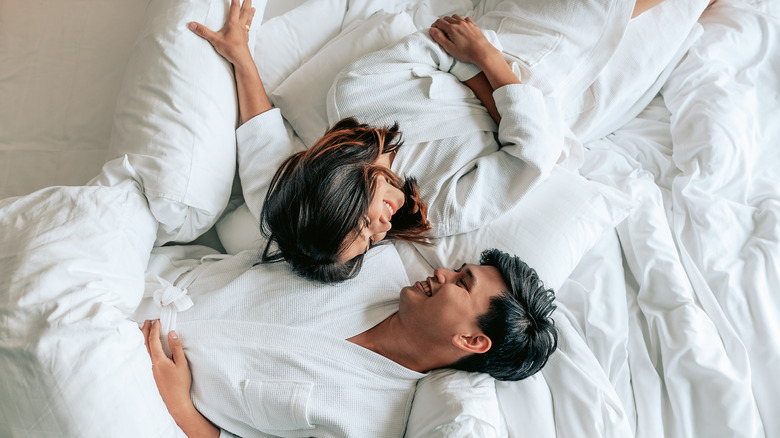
142, 320, 220, 438
430, 15, 521, 125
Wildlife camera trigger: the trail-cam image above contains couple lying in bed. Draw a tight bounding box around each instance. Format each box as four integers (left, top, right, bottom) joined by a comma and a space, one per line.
142, 4, 558, 436
140, 0, 694, 436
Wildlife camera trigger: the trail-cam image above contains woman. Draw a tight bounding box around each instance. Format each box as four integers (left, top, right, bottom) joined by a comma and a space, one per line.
190, 0, 563, 283
190, 0, 689, 283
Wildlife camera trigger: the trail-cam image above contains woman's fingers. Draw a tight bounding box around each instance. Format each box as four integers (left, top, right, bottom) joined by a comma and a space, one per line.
429, 27, 453, 48
188, 21, 217, 42
168, 331, 188, 367
240, 0, 252, 17
229, 0, 241, 20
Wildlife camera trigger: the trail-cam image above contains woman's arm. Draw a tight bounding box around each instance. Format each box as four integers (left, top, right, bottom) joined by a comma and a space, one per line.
142, 320, 220, 438
463, 72, 500, 124
188, 0, 271, 124
429, 15, 521, 124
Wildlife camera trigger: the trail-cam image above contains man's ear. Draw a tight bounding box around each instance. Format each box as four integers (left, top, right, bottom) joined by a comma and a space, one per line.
452, 333, 492, 354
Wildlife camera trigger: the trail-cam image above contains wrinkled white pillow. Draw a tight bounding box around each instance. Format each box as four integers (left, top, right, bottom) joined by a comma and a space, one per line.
106, 0, 265, 245
254, 0, 347, 95
413, 166, 636, 291
406, 369, 503, 438
270, 10, 418, 146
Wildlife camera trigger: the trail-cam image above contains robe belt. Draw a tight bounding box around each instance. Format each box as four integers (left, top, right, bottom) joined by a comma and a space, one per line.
144, 254, 230, 335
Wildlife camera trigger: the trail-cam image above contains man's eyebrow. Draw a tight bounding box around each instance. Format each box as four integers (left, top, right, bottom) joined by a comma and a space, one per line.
463, 266, 476, 289
458, 263, 477, 292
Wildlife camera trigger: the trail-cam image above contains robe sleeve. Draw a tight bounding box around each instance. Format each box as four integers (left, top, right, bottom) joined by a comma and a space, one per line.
236, 108, 304, 222
328, 30, 564, 237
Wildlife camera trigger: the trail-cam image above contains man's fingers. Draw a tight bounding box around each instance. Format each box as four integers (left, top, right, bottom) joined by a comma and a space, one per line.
188, 21, 216, 42
141, 320, 152, 356
148, 320, 166, 362
168, 331, 188, 367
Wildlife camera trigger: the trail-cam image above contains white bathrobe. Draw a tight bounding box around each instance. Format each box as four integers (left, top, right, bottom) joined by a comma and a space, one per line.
327, 31, 566, 238
234, 0, 640, 241
136, 245, 424, 438
324, 0, 638, 238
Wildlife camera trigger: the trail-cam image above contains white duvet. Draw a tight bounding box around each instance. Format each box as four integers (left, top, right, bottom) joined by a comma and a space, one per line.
0, 0, 778, 437
0, 181, 185, 437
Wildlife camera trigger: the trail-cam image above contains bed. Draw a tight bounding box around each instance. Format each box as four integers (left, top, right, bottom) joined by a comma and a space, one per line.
1, 0, 778, 437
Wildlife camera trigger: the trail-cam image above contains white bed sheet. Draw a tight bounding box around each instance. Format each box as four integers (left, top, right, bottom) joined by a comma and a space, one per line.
1, 0, 778, 437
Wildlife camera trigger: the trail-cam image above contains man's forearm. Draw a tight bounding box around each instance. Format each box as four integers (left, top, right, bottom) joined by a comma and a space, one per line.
171, 403, 220, 438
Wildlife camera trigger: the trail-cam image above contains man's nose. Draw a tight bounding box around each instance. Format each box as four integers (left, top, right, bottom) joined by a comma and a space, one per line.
432, 269, 450, 284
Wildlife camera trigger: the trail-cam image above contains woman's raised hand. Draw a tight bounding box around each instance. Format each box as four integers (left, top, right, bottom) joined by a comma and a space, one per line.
429, 15, 499, 67
189, 0, 256, 66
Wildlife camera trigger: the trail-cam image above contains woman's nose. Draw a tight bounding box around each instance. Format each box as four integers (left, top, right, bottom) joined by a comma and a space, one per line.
376, 215, 392, 230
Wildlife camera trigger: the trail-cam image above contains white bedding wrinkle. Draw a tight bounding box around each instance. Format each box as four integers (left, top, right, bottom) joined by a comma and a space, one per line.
662, 3, 780, 434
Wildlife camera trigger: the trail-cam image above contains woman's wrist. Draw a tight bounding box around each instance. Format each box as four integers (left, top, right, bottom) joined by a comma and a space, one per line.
230, 48, 256, 70
476, 50, 521, 90
473, 48, 504, 72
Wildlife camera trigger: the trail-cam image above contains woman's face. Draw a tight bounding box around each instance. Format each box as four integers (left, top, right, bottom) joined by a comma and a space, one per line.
338, 174, 405, 262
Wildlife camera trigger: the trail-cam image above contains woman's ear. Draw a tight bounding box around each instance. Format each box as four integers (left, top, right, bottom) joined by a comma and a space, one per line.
452, 333, 492, 355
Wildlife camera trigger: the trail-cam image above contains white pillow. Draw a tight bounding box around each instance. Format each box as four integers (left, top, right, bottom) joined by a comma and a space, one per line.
106, 0, 265, 245
413, 166, 636, 291
406, 369, 503, 438
0, 181, 183, 437
270, 10, 418, 146
254, 0, 347, 95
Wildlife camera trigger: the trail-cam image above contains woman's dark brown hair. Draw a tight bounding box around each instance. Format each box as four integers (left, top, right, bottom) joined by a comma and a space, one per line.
260, 118, 430, 282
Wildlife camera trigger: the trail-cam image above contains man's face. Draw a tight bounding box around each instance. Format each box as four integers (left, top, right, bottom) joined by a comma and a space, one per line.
398, 263, 507, 346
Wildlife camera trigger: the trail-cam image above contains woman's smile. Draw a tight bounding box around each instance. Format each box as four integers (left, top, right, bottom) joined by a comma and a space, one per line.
384, 200, 397, 217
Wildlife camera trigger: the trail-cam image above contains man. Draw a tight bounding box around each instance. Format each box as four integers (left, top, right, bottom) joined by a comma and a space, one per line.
142, 246, 558, 438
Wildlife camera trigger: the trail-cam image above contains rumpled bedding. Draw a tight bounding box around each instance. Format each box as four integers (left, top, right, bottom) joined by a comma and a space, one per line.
0, 0, 778, 437
0, 181, 185, 437
565, 3, 779, 435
